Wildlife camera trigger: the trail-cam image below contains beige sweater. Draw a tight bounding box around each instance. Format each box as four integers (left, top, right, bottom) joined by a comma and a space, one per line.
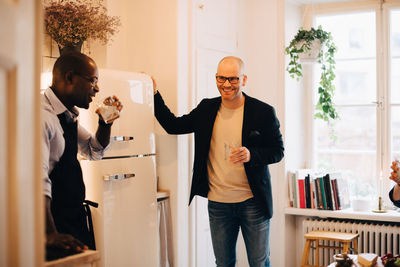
207, 103, 253, 203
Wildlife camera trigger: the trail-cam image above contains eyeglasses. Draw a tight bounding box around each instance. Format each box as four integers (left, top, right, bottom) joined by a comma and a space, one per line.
216, 75, 242, 84
75, 73, 98, 87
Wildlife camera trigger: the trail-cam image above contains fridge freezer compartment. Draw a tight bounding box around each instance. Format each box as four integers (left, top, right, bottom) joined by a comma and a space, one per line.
78, 69, 156, 157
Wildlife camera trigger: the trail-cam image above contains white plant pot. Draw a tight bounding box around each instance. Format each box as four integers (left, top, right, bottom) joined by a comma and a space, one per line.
297, 39, 322, 64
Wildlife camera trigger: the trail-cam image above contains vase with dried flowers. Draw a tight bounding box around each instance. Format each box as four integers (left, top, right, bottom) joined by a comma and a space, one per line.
44, 0, 121, 55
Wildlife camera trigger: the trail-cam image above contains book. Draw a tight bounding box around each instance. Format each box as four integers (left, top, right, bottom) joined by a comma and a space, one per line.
314, 177, 323, 210
287, 171, 294, 207
292, 172, 298, 208
310, 179, 316, 209
295, 169, 312, 208
332, 178, 341, 210
319, 176, 327, 210
323, 174, 334, 210
298, 178, 305, 209
330, 177, 340, 210
304, 174, 311, 208
332, 172, 350, 209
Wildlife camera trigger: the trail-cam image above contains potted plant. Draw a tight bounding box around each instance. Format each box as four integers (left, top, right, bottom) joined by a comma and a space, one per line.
43, 0, 121, 55
286, 26, 338, 123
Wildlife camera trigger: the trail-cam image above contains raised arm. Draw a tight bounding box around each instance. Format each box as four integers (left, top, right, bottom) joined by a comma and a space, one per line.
152, 76, 198, 135
95, 96, 123, 148
389, 161, 400, 203
78, 96, 123, 160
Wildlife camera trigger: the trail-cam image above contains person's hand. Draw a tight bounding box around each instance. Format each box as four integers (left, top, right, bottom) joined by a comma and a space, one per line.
95, 95, 123, 124
138, 72, 157, 95
46, 232, 88, 252
151, 76, 157, 95
230, 146, 251, 164
390, 161, 400, 185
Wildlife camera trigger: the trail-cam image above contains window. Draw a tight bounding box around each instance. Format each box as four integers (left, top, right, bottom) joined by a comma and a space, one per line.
309, 3, 400, 205
391, 10, 400, 160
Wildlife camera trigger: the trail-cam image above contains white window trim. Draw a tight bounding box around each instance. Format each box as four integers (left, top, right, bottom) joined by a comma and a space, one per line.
302, 0, 400, 206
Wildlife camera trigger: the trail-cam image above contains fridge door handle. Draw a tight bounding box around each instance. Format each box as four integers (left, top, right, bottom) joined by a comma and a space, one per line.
110, 136, 134, 142
103, 173, 135, 181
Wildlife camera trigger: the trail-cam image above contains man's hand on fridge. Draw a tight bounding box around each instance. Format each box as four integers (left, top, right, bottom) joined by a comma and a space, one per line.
96, 95, 123, 125
151, 76, 158, 95
138, 71, 157, 95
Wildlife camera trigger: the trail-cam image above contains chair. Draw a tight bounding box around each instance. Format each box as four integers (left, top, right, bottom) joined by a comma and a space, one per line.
301, 230, 359, 267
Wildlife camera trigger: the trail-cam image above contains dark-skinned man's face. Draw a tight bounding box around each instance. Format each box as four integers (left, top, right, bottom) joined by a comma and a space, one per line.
71, 60, 99, 109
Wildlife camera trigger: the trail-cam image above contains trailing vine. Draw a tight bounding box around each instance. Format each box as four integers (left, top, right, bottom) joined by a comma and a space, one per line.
286, 26, 338, 123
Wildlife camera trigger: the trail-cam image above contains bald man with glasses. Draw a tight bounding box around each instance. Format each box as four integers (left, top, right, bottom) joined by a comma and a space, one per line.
153, 56, 284, 267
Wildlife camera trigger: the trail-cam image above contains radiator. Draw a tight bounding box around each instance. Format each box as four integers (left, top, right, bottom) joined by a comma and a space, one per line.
302, 218, 400, 266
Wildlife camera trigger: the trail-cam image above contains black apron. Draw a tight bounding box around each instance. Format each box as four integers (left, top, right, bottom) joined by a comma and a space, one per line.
49, 112, 96, 249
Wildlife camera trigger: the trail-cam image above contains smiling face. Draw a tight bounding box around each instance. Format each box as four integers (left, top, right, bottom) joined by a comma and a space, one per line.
71, 59, 99, 109
216, 57, 247, 107
51, 53, 100, 111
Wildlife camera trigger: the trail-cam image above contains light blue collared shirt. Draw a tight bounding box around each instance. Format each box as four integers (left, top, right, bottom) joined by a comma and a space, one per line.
41, 87, 108, 198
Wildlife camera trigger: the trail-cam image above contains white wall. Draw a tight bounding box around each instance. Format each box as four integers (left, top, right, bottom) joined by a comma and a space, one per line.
285, 1, 309, 266
285, 1, 307, 171
104, 1, 191, 266
102, 0, 295, 266
237, 1, 287, 266
239, 1, 308, 266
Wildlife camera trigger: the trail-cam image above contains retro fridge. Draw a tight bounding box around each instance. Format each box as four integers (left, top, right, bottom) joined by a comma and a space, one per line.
79, 69, 158, 267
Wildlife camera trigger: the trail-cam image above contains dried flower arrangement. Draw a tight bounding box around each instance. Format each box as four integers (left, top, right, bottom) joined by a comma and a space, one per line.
44, 0, 121, 50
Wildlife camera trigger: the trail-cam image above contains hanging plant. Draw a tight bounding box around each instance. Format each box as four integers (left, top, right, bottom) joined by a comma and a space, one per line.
285, 26, 338, 123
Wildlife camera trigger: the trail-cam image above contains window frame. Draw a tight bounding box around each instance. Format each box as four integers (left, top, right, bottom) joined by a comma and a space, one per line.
302, 0, 400, 206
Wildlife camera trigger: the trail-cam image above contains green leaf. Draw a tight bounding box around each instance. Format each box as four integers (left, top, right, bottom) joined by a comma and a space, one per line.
314, 113, 323, 119
286, 26, 339, 131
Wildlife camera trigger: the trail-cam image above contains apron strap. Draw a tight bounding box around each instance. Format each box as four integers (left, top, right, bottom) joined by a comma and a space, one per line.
83, 200, 98, 250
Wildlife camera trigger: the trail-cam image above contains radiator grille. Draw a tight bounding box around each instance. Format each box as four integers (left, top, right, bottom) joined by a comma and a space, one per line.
302, 218, 400, 266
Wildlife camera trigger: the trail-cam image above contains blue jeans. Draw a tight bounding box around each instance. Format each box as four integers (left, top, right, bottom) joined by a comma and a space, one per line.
208, 198, 271, 267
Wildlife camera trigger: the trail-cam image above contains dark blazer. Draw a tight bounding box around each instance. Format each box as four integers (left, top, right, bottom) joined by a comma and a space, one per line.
389, 186, 400, 208
154, 91, 284, 218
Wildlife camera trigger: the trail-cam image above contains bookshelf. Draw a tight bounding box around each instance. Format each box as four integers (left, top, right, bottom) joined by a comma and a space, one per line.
284, 207, 400, 223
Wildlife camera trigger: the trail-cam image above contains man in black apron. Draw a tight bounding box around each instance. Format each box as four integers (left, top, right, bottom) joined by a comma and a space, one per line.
42, 52, 122, 256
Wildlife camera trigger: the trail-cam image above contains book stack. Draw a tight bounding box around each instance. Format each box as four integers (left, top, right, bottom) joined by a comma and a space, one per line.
287, 170, 350, 210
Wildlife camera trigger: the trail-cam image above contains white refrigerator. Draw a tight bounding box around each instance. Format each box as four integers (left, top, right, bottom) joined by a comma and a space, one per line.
79, 69, 158, 267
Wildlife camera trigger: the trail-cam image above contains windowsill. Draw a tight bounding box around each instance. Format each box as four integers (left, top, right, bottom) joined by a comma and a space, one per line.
284, 207, 400, 222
